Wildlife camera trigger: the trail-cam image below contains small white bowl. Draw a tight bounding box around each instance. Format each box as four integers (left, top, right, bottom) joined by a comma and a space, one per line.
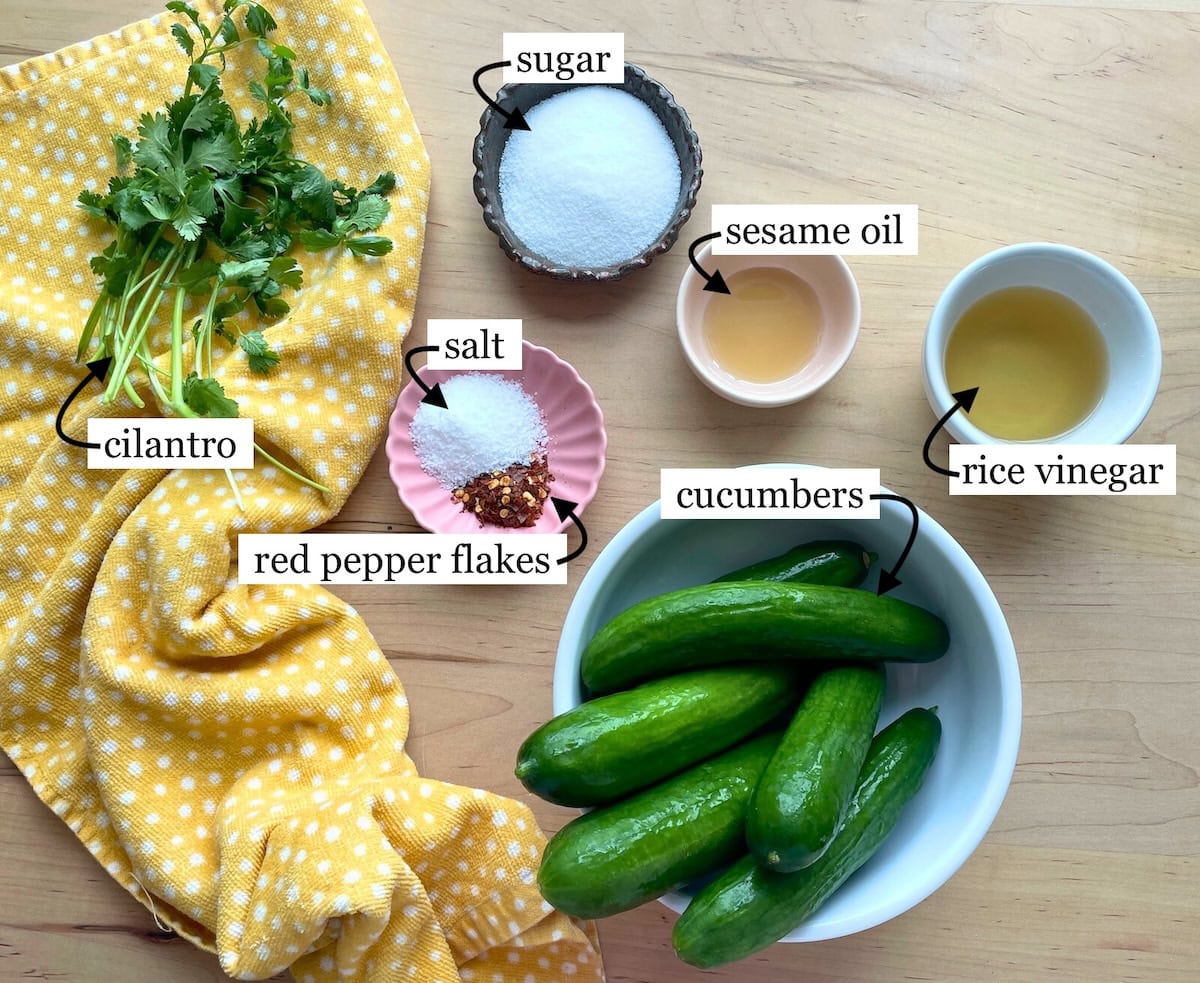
923, 242, 1161, 444
676, 244, 861, 407
554, 467, 1021, 943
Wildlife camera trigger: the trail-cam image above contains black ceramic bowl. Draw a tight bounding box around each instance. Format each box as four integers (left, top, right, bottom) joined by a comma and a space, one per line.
472, 63, 703, 282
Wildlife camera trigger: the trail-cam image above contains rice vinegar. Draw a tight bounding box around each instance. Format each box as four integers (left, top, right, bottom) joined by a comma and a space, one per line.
944, 286, 1108, 441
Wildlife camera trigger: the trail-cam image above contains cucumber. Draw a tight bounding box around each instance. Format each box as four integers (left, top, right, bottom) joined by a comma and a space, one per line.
516, 666, 799, 807
714, 540, 875, 588
581, 582, 950, 694
537, 730, 782, 919
747, 665, 885, 871
672, 708, 941, 968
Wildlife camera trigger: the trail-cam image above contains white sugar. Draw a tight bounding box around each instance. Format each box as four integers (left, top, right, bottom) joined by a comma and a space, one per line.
410, 374, 548, 489
498, 86, 682, 269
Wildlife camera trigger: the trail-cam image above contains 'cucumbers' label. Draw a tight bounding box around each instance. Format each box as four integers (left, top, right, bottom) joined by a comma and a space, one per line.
947, 444, 1176, 495
502, 34, 624, 83
87, 418, 254, 469
238, 534, 568, 585
711, 204, 919, 256
660, 468, 881, 519
426, 319, 523, 369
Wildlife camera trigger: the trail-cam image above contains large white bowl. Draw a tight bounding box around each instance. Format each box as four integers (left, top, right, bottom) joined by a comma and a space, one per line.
553, 477, 1021, 942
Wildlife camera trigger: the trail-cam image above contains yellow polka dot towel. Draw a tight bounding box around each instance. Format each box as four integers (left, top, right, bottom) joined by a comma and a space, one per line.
0, 3, 603, 981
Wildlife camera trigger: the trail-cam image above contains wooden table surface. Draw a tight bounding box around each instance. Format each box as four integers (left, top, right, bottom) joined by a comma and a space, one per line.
2, 0, 1198, 980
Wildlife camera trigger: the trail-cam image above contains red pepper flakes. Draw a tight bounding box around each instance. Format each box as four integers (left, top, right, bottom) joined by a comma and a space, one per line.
452, 455, 554, 528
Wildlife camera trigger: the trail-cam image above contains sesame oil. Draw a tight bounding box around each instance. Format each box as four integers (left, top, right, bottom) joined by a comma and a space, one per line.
702, 268, 823, 384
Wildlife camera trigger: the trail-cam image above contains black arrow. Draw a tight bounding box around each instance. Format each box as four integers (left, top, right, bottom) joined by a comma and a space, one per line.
552, 497, 588, 565
55, 356, 112, 449
870, 493, 918, 596
687, 232, 730, 294
922, 387, 979, 477
403, 345, 447, 408
472, 61, 531, 131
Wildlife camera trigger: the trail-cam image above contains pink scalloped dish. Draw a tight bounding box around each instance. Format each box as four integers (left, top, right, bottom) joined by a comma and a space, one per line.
386, 341, 607, 535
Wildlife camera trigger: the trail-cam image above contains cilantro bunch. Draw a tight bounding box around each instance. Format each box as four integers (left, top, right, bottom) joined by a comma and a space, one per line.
76, 0, 396, 499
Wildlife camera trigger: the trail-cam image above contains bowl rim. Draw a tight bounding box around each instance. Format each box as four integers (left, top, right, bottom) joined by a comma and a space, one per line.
675, 244, 862, 407
384, 339, 607, 534
471, 62, 703, 281
922, 241, 1163, 445
554, 464, 1022, 941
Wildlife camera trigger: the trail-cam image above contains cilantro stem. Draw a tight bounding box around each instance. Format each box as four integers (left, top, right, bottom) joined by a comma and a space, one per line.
111, 227, 163, 353
252, 441, 330, 495
195, 287, 220, 377
77, 293, 108, 362
223, 469, 246, 510
105, 242, 184, 403
169, 284, 187, 408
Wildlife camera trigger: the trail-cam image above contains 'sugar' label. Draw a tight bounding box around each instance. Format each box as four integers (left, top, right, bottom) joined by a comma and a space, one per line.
502, 33, 624, 83
660, 468, 881, 519
948, 444, 1176, 495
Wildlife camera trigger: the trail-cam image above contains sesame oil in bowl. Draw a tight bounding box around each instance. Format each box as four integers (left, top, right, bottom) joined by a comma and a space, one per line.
702, 267, 823, 384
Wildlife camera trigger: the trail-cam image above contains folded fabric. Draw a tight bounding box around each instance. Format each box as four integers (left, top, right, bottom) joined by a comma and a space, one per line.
0, 2, 602, 980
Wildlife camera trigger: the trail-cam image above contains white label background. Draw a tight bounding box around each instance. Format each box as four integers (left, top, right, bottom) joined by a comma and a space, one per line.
238, 534, 569, 585
947, 444, 1175, 495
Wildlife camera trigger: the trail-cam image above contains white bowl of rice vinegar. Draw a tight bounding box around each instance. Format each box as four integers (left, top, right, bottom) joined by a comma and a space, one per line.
924, 243, 1161, 445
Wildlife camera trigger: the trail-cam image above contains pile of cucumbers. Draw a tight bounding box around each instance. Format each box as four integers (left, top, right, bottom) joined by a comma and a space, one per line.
515, 541, 951, 968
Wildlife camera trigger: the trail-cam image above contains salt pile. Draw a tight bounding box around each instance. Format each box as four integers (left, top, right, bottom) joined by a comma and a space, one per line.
410, 374, 548, 489
498, 86, 682, 269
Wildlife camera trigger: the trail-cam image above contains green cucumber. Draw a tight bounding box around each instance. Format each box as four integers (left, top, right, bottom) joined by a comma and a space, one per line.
537, 730, 782, 919
516, 666, 799, 807
581, 582, 950, 694
747, 664, 885, 871
672, 708, 942, 968
714, 540, 875, 588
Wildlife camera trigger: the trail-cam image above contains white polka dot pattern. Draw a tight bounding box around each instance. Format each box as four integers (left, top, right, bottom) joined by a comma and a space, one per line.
0, 2, 602, 981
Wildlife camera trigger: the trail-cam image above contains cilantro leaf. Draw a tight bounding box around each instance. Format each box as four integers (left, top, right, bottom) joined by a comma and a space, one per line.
112, 134, 133, 171
132, 112, 175, 172
170, 22, 194, 56
187, 130, 238, 174
218, 14, 239, 45
362, 172, 397, 196
182, 374, 239, 418
346, 235, 394, 257
77, 189, 111, 220
297, 228, 341, 251
340, 193, 390, 233
175, 257, 220, 294
244, 4, 277, 37
219, 258, 271, 283
165, 1, 200, 27
171, 199, 206, 241
188, 62, 220, 91
186, 175, 218, 219
174, 88, 226, 134
291, 164, 335, 225
255, 295, 290, 317
238, 329, 279, 373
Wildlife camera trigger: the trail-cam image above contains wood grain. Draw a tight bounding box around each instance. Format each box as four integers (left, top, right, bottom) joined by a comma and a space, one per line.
2, 0, 1199, 981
